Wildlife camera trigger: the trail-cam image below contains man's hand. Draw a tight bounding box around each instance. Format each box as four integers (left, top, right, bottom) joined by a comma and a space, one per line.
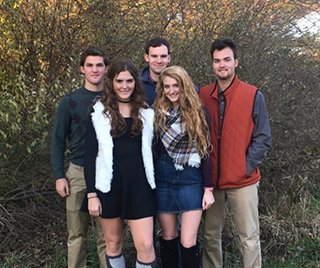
55, 178, 70, 197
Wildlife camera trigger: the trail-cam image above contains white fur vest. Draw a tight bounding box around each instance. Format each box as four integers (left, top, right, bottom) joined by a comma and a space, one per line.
91, 101, 156, 193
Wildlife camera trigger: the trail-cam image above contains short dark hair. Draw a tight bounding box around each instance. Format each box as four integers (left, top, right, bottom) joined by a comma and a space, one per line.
79, 47, 109, 66
145, 37, 171, 55
210, 38, 238, 59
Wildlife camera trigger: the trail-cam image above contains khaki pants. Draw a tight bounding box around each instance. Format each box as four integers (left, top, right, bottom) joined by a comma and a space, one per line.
202, 183, 261, 268
65, 162, 106, 268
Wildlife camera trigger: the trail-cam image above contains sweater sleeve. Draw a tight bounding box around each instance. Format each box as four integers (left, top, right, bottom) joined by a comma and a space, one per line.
246, 90, 272, 175
201, 156, 213, 187
84, 115, 98, 193
201, 106, 213, 188
50, 96, 71, 179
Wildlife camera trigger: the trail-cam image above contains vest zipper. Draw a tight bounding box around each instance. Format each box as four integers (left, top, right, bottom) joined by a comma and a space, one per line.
217, 94, 226, 189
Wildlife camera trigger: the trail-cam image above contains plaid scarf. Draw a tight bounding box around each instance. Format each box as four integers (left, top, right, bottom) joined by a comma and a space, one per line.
159, 107, 201, 170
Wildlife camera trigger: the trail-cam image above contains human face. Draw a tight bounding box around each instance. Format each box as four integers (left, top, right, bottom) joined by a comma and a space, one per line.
163, 76, 180, 108
113, 71, 135, 101
144, 45, 171, 80
212, 47, 238, 84
80, 56, 107, 91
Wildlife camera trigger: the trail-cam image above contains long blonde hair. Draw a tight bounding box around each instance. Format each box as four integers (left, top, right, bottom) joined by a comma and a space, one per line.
153, 65, 210, 158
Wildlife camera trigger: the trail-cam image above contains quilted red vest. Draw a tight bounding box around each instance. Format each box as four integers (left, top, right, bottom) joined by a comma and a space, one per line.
199, 76, 260, 189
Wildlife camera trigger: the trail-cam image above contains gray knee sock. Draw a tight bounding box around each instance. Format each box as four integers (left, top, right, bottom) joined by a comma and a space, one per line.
106, 254, 126, 268
136, 259, 157, 268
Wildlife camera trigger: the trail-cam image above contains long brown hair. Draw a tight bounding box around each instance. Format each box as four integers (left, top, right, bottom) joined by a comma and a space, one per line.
153, 65, 210, 157
101, 59, 147, 137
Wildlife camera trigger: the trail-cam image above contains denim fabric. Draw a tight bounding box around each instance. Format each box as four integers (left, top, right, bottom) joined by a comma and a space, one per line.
155, 154, 203, 213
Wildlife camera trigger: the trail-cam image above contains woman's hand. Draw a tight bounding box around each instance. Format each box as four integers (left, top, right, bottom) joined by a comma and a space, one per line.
202, 187, 215, 210
88, 196, 102, 217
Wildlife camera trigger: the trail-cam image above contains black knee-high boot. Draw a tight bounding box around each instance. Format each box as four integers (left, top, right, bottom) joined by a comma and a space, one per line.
159, 237, 179, 268
180, 243, 200, 268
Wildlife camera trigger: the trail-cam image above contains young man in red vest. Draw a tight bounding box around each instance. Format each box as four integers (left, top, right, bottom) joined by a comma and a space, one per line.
199, 38, 271, 268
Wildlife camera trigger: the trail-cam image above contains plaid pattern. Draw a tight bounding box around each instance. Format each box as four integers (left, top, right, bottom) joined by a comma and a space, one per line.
159, 107, 200, 170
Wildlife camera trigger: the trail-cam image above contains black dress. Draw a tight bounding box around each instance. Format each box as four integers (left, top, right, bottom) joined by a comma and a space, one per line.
84, 117, 156, 220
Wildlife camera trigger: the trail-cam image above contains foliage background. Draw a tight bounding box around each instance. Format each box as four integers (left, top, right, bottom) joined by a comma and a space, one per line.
0, 0, 319, 267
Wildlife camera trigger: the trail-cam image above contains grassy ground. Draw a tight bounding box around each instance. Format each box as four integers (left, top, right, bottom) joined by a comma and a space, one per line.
1, 154, 319, 267
1, 223, 319, 267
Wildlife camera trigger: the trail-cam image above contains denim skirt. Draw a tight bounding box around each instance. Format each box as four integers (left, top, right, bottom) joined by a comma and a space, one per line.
155, 154, 204, 213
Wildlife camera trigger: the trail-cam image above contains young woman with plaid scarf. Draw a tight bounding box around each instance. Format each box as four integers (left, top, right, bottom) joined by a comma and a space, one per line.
153, 66, 215, 268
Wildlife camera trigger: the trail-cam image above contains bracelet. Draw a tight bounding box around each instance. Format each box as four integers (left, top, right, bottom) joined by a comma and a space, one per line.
88, 196, 98, 200
87, 192, 97, 199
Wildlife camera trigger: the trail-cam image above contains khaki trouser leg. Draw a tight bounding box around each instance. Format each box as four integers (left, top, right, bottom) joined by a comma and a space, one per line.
202, 189, 226, 268
66, 162, 107, 268
95, 216, 107, 268
66, 163, 90, 268
228, 183, 261, 268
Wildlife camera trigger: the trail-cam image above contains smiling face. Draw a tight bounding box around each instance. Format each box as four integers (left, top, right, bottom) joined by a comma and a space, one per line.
113, 71, 135, 101
163, 75, 180, 108
144, 45, 171, 81
80, 55, 107, 91
212, 47, 238, 85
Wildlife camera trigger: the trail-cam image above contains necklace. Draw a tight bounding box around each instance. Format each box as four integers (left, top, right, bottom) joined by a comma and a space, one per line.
117, 97, 131, 103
